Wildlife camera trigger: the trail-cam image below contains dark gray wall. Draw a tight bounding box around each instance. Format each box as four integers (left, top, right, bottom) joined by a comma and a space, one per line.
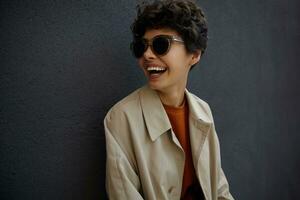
1, 0, 299, 199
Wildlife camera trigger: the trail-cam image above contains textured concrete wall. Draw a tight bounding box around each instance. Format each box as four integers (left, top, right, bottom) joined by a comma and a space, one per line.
1, 0, 299, 199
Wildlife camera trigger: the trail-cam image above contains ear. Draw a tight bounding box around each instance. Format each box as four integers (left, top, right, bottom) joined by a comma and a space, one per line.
189, 50, 201, 66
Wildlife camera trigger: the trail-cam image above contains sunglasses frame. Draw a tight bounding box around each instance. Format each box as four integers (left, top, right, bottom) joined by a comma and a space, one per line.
130, 35, 184, 58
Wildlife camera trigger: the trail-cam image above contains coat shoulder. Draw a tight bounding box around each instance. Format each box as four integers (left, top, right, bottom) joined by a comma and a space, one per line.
104, 86, 144, 127
187, 91, 214, 121
189, 92, 210, 108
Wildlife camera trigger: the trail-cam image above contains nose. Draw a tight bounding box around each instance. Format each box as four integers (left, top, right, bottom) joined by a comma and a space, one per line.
143, 45, 156, 60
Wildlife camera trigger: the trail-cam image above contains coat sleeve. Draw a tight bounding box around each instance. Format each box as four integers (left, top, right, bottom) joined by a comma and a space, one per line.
214, 129, 234, 200
104, 113, 144, 200
203, 100, 234, 200
217, 167, 234, 200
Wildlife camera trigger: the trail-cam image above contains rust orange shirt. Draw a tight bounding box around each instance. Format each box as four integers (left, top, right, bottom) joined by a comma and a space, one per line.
163, 99, 204, 200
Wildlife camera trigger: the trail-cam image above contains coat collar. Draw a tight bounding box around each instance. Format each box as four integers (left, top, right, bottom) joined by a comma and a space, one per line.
139, 85, 212, 141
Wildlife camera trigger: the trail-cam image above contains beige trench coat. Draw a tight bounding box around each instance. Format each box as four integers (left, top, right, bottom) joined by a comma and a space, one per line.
104, 85, 234, 200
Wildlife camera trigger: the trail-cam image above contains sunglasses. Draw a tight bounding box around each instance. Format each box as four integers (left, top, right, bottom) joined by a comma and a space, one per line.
130, 35, 184, 58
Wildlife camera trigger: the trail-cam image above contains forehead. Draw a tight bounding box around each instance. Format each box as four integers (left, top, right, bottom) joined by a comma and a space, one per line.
143, 27, 181, 39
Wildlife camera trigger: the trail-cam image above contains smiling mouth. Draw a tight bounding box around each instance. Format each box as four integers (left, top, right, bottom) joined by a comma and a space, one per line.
146, 66, 167, 75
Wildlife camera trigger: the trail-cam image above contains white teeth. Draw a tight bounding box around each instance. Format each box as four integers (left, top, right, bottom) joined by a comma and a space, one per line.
147, 66, 166, 71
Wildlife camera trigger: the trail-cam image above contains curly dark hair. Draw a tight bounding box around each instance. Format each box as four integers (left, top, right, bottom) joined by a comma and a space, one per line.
131, 0, 208, 59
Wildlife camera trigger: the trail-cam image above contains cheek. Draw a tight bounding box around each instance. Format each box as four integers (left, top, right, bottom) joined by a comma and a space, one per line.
165, 55, 189, 71
137, 59, 144, 69
166, 48, 192, 67
137, 59, 148, 76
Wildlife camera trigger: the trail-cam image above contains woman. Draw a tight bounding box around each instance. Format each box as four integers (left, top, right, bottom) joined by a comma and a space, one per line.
104, 0, 234, 199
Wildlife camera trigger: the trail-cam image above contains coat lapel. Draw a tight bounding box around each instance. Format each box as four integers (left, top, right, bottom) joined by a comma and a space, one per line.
139, 86, 172, 141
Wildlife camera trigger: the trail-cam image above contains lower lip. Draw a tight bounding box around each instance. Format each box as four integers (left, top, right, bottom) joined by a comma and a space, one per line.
148, 71, 166, 81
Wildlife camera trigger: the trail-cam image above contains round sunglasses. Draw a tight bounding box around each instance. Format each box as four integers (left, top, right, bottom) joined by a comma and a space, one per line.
130, 35, 184, 58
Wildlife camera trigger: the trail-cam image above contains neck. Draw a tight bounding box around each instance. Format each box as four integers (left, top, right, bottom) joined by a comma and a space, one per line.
158, 88, 186, 107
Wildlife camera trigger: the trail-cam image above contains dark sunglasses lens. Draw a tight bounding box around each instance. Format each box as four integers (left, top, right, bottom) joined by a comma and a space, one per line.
132, 40, 146, 58
153, 37, 170, 55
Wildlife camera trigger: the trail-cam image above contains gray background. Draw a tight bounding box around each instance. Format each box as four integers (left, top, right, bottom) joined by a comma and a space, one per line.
1, 0, 299, 199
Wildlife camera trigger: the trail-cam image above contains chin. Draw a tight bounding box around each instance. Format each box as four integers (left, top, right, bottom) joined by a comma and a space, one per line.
148, 82, 165, 93
148, 83, 158, 89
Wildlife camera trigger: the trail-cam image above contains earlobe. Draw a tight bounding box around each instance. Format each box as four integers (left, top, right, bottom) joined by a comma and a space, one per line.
190, 50, 201, 66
